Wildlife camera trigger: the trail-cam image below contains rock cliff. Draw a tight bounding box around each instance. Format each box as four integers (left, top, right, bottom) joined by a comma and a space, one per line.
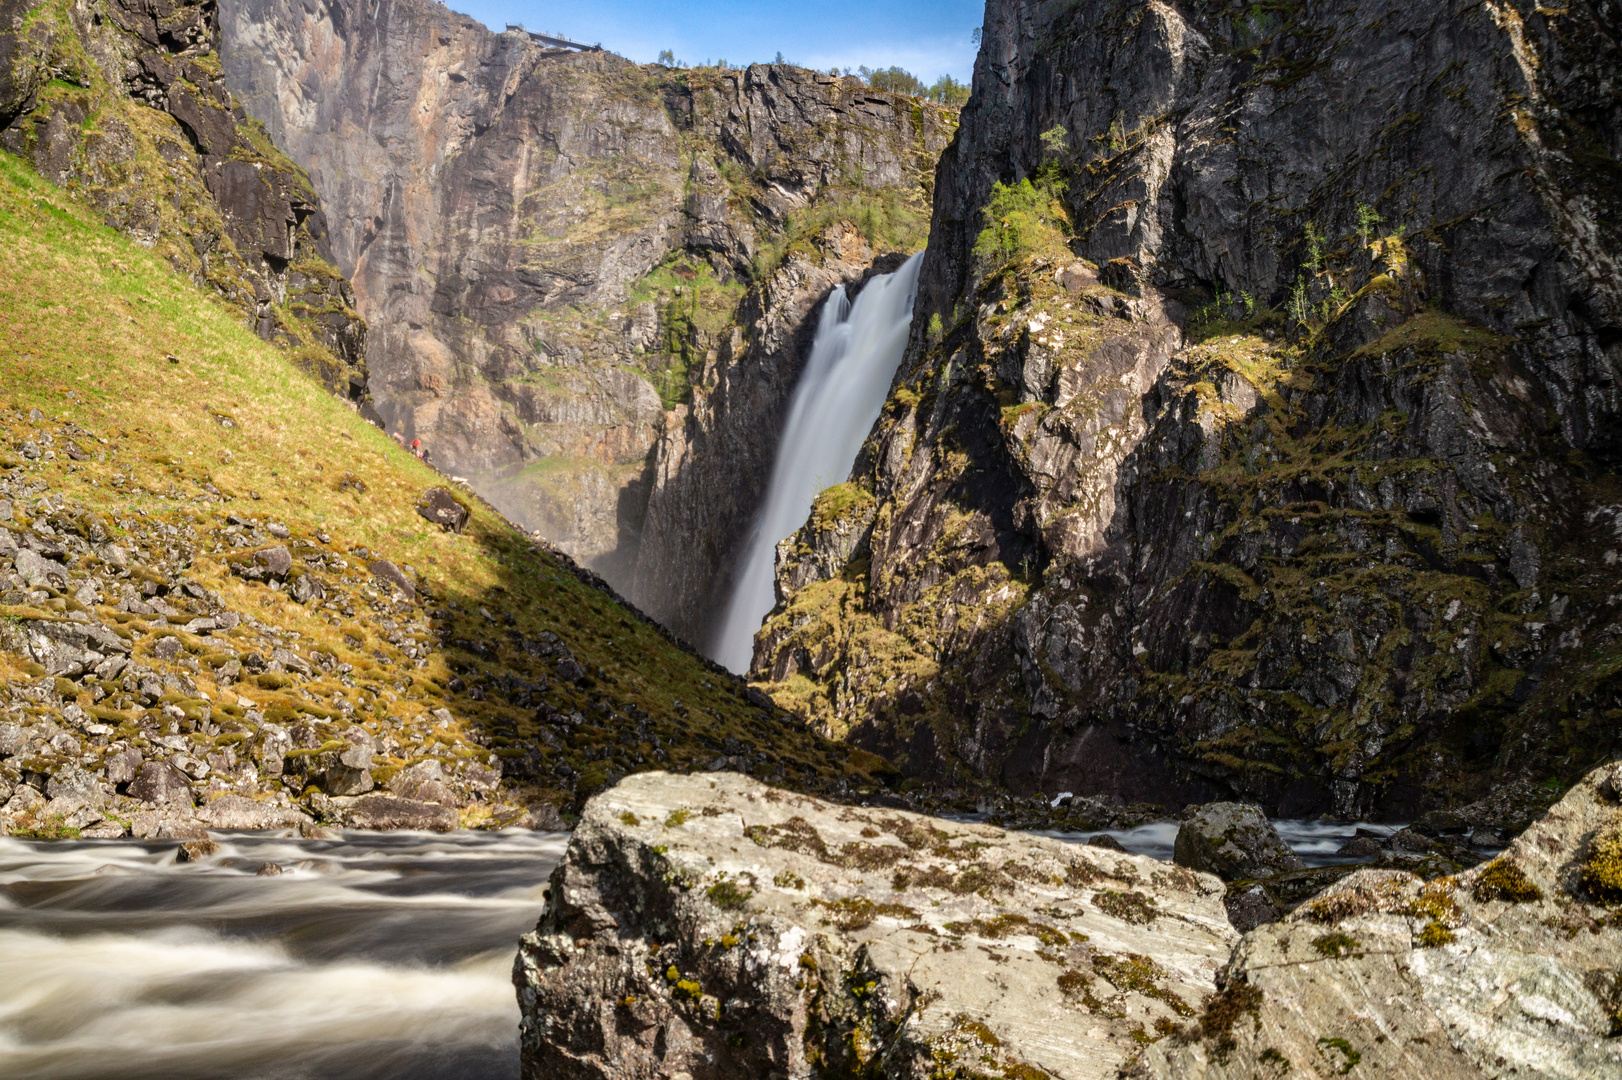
757, 0, 1622, 818
219, 0, 955, 643
515, 771, 1236, 1079
0, 0, 366, 397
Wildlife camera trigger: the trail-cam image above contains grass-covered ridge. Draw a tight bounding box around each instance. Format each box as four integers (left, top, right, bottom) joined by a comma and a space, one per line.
0, 150, 881, 822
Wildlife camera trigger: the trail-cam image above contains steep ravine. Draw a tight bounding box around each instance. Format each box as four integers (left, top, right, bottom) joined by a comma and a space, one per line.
758, 0, 1622, 819
218, 0, 955, 645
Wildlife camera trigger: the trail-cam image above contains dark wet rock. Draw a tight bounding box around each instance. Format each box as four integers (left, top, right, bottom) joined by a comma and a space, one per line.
178, 838, 219, 863
342, 795, 457, 832
1336, 834, 1385, 859
1222, 883, 1284, 934
416, 488, 470, 533
1174, 804, 1305, 882
1086, 833, 1127, 851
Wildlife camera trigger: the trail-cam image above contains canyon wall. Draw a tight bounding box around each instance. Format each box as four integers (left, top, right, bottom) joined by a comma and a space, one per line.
0, 0, 366, 396
759, 0, 1622, 818
218, 0, 955, 644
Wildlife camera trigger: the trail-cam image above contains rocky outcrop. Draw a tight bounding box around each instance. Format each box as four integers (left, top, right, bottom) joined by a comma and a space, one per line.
219, 0, 955, 642
1131, 758, 1622, 1079
0, 0, 367, 397
515, 770, 1236, 1079
757, 0, 1622, 818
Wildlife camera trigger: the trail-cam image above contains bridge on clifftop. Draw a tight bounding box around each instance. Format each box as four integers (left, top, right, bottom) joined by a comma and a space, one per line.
505, 25, 603, 52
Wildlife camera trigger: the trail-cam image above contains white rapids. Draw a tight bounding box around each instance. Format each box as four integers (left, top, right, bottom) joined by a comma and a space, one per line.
0, 830, 567, 1080
713, 252, 924, 674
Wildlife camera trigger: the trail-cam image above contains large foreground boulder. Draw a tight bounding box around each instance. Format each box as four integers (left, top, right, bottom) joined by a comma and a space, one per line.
515, 772, 1236, 1080
1173, 804, 1305, 881
1131, 761, 1622, 1079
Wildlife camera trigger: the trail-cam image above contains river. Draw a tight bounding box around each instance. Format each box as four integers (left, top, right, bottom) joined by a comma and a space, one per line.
0, 830, 567, 1080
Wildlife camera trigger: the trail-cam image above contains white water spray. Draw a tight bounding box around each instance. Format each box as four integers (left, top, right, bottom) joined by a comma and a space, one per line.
713, 253, 924, 675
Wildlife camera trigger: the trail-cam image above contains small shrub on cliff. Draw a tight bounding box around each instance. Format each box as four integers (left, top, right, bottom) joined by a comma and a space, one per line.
972, 177, 1071, 270
706, 878, 754, 909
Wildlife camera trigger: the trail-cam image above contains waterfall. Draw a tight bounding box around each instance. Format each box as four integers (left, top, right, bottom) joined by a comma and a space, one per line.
713, 252, 924, 675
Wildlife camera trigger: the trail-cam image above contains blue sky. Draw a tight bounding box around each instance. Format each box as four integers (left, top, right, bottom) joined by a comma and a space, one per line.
447, 0, 986, 83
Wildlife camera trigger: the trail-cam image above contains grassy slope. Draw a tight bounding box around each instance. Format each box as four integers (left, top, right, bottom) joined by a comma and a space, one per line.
0, 149, 881, 818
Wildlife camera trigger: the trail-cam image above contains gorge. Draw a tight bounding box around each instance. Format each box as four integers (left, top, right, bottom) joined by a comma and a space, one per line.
1, 0, 1621, 1075
217, 0, 955, 648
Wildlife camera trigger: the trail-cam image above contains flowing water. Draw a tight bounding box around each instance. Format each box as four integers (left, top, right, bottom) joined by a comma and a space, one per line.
1037, 819, 1404, 867
0, 830, 567, 1080
713, 253, 925, 674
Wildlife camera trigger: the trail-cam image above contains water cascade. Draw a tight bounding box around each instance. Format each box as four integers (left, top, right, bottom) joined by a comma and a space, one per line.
713, 253, 924, 675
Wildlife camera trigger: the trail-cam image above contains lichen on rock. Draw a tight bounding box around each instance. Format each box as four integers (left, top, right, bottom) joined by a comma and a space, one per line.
514, 771, 1236, 1079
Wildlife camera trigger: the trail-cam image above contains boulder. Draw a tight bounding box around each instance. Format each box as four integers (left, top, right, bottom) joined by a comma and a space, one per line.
387, 759, 459, 807
129, 760, 196, 807
103, 744, 144, 787
19, 617, 129, 677
248, 723, 292, 778
231, 545, 293, 582
368, 559, 415, 600
515, 772, 1236, 1080
0, 721, 28, 756
197, 794, 310, 831
13, 548, 68, 589
1132, 760, 1622, 1079
342, 795, 457, 832
45, 766, 105, 807
416, 487, 470, 533
283, 726, 375, 795
1173, 803, 1304, 881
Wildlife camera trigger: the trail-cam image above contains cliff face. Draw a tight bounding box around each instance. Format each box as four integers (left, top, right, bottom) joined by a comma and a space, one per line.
0, 0, 366, 397
759, 0, 1622, 818
218, 0, 955, 643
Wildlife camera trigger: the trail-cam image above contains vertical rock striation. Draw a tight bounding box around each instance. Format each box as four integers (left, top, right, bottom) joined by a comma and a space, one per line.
0, 0, 366, 398
758, 0, 1622, 817
219, 0, 956, 643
